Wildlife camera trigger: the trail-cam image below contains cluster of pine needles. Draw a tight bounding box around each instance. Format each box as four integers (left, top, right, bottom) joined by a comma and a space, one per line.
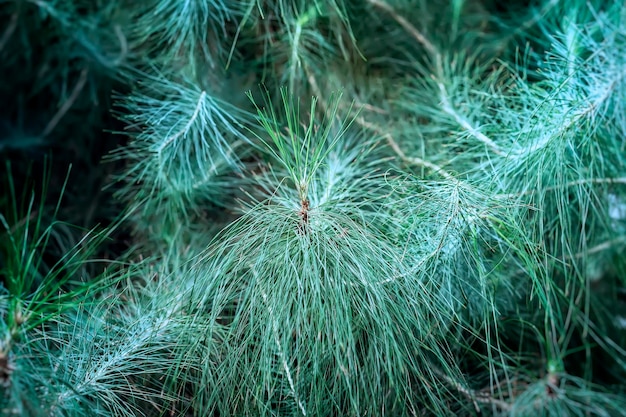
1, 0, 626, 415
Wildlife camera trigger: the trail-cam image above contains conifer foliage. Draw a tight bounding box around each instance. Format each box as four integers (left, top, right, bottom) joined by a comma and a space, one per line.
1, 0, 626, 416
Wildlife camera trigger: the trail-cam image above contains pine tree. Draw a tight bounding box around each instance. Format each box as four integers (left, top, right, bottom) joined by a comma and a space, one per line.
1, 0, 626, 416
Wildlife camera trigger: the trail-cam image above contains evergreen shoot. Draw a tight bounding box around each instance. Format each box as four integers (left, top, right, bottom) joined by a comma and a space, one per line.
1, 0, 625, 416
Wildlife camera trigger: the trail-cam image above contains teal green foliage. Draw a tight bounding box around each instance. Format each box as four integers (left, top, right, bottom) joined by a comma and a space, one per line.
1, 0, 626, 416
